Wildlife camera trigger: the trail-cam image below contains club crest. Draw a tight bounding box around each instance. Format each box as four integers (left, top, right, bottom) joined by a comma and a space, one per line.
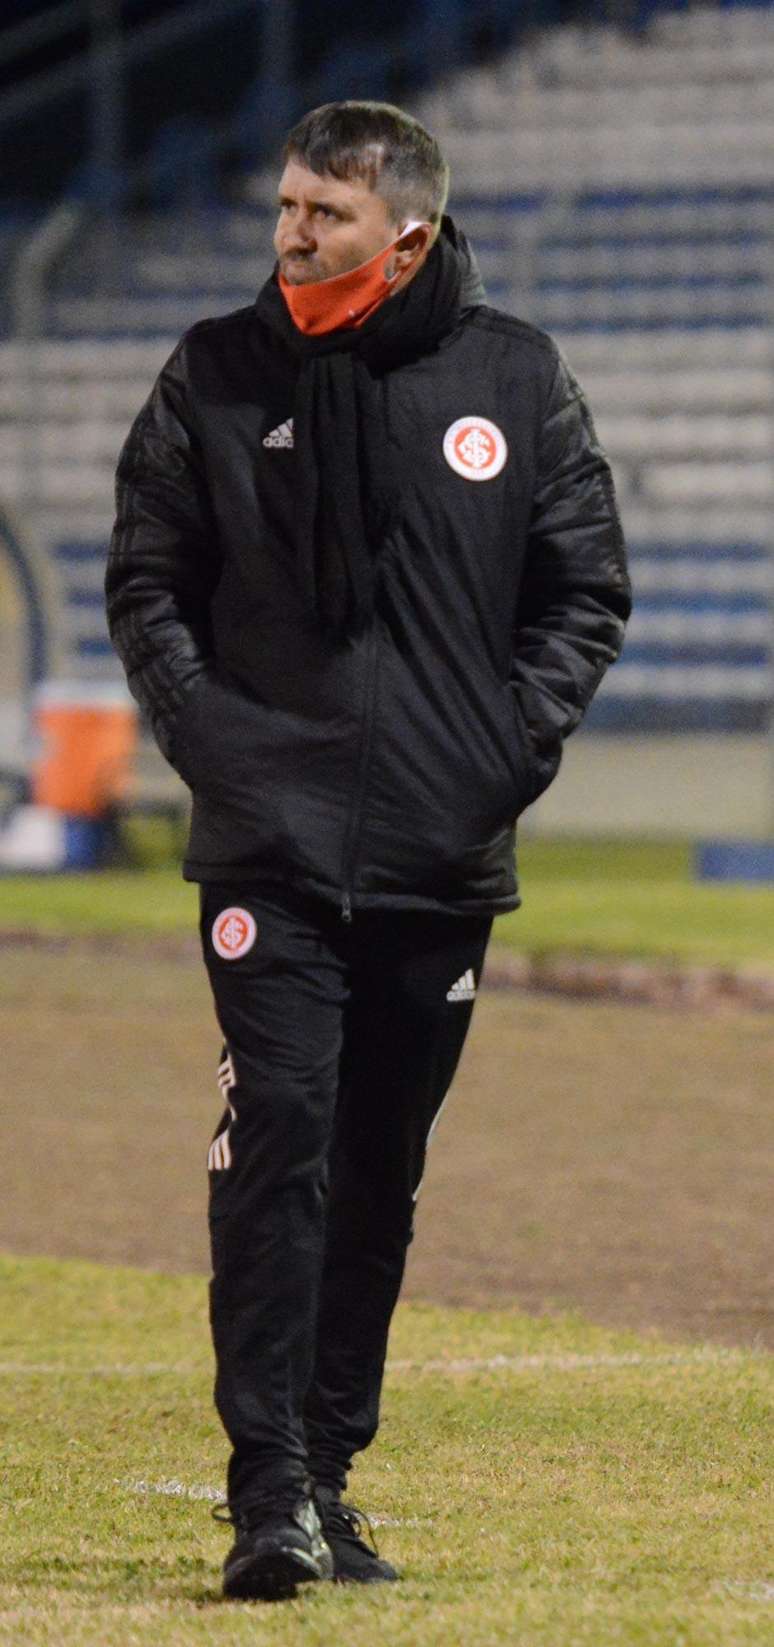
443, 416, 508, 481
212, 907, 257, 961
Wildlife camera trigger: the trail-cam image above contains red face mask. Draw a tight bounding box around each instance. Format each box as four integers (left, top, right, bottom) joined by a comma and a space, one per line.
278, 220, 428, 337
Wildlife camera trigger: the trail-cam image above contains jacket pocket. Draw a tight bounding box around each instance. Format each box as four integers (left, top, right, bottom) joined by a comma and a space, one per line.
171, 675, 262, 792
508, 686, 562, 811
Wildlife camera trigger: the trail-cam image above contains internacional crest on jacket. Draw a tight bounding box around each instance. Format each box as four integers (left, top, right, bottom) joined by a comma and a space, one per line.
443, 416, 508, 480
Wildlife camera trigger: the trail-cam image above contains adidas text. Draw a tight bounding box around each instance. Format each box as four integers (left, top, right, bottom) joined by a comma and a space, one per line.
263, 418, 294, 449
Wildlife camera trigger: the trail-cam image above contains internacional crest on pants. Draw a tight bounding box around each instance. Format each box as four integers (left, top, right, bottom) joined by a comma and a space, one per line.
212, 907, 257, 961
443, 416, 508, 481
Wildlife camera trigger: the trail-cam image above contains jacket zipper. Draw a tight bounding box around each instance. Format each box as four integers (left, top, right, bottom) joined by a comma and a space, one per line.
340, 624, 381, 922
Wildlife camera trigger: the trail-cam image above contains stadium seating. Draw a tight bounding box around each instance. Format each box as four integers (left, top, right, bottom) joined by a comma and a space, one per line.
1, 3, 771, 740
416, 7, 774, 734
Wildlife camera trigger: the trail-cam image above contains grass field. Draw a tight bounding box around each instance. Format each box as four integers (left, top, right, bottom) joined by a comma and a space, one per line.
1, 1254, 772, 1647
2, 841, 772, 1642
1, 837, 773, 966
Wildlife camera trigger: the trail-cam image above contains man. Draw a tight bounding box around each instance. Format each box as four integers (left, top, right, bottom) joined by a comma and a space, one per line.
106, 100, 630, 1603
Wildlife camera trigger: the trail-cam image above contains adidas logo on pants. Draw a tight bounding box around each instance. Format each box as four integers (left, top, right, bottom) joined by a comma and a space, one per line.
263, 419, 294, 448
446, 968, 477, 1002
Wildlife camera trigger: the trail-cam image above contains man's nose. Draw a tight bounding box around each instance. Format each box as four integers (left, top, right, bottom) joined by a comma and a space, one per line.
283, 212, 316, 249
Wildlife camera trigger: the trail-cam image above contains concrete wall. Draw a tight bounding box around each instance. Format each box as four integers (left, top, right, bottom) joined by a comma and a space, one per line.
526, 734, 774, 840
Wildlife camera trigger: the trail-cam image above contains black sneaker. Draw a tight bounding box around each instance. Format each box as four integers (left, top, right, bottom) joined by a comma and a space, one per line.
314, 1485, 399, 1584
217, 1486, 334, 1602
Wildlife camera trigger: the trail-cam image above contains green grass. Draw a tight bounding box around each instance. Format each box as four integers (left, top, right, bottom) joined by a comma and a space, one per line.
1, 837, 774, 968
0, 868, 198, 935
519, 836, 693, 882
508, 838, 774, 968
496, 881, 774, 968
1, 1255, 771, 1645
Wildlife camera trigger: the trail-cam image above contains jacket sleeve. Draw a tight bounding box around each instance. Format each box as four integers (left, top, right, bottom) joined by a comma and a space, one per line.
510, 347, 631, 752
105, 337, 221, 765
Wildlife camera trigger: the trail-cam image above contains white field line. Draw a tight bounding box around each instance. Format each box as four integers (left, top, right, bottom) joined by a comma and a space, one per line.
386, 1347, 749, 1374
0, 1360, 204, 1376
0, 1347, 755, 1378
122, 1478, 424, 1526
716, 1579, 774, 1603
125, 1477, 221, 1503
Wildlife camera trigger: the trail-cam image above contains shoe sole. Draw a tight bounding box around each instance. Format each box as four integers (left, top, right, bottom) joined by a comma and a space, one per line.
334, 1569, 399, 1584
224, 1541, 330, 1602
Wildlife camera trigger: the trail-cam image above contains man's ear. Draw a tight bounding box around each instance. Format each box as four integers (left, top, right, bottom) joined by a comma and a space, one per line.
389, 220, 434, 277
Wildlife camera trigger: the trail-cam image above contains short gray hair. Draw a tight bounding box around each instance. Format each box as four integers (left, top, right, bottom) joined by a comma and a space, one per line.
283, 100, 450, 228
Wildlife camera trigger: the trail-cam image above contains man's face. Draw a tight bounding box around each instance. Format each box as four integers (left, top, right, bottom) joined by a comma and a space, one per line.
274, 158, 400, 285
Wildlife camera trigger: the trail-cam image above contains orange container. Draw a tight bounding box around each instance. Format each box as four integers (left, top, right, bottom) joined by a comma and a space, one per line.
32, 682, 138, 818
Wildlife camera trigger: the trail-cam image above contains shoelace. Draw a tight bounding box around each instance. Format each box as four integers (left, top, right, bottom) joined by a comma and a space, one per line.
212, 1483, 309, 1532
320, 1497, 381, 1556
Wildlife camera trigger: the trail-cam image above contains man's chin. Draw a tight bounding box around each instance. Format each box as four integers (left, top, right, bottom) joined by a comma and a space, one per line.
280, 262, 325, 285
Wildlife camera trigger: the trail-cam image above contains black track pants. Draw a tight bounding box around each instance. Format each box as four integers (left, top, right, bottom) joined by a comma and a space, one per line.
200, 884, 492, 1511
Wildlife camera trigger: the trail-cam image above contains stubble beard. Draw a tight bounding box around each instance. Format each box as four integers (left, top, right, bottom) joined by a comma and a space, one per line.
279, 255, 328, 285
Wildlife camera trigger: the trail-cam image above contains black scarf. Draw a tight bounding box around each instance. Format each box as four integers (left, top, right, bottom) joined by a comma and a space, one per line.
254, 216, 481, 642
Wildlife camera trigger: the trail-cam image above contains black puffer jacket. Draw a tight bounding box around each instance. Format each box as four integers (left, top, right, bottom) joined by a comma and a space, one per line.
106, 229, 630, 915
